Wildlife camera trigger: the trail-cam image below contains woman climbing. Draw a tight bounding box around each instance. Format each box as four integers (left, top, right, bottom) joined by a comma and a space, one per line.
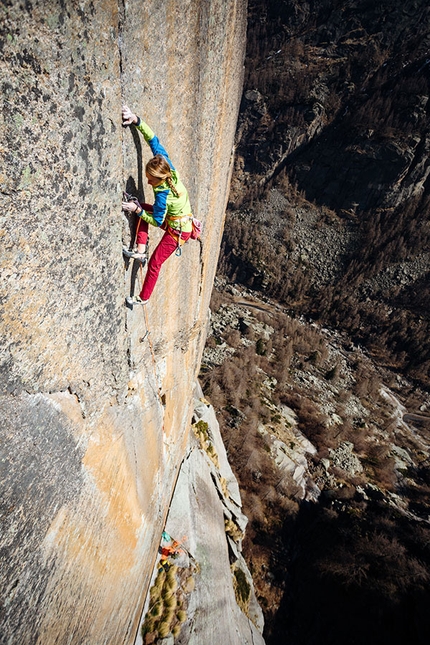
121, 104, 193, 306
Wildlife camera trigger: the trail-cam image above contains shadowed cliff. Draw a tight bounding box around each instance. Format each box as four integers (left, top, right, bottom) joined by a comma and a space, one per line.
0, 1, 247, 643
203, 1, 430, 643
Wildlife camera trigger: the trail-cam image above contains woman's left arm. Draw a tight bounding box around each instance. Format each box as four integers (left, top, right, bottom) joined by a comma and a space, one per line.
136, 121, 175, 170
122, 105, 175, 169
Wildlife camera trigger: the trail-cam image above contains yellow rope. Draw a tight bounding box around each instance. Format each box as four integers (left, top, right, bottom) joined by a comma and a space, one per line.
138, 262, 163, 401
128, 212, 163, 402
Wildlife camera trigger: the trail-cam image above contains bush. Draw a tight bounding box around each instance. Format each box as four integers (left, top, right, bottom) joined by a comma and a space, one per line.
233, 566, 251, 614
172, 624, 182, 637
164, 595, 177, 610
176, 609, 187, 623
256, 338, 267, 355
150, 602, 163, 618
325, 364, 339, 381
158, 620, 171, 638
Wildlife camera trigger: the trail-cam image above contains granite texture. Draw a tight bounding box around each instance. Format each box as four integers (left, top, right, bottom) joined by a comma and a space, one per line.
0, 1, 247, 643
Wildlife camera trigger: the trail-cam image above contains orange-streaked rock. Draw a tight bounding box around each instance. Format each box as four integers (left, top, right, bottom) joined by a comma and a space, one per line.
0, 0, 247, 643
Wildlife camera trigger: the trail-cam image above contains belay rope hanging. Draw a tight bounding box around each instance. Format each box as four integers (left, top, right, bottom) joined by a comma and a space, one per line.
138, 260, 160, 395
124, 215, 163, 402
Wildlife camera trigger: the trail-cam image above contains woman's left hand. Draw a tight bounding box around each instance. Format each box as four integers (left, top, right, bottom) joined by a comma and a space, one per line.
122, 105, 137, 126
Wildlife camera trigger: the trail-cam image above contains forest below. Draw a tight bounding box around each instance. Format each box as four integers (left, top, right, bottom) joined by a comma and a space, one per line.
201, 1, 430, 644
225, 0, 430, 388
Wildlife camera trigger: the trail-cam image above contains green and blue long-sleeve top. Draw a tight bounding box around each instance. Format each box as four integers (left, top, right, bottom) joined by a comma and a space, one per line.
136, 120, 193, 234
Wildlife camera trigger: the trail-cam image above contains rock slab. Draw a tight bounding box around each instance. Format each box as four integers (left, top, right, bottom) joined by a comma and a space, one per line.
0, 1, 247, 644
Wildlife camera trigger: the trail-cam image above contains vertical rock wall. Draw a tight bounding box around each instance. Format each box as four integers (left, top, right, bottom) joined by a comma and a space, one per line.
0, 1, 247, 644
160, 392, 265, 645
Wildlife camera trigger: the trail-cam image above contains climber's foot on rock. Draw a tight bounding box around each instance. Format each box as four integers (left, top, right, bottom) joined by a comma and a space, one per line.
122, 246, 147, 263
126, 295, 148, 308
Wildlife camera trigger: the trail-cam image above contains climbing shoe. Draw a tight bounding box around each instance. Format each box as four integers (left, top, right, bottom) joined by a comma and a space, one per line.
122, 246, 147, 263
126, 295, 148, 307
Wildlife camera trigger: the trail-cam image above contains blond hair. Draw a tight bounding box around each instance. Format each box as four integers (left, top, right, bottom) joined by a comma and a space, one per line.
146, 154, 179, 197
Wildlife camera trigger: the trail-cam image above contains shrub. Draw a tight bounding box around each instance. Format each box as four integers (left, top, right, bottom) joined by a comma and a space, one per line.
172, 624, 182, 637
141, 616, 155, 637
194, 420, 209, 441
158, 620, 171, 638
233, 566, 251, 614
164, 595, 177, 610
154, 569, 166, 588
166, 564, 178, 579
225, 328, 242, 348
225, 518, 244, 541
166, 577, 178, 593
256, 338, 267, 355
150, 602, 163, 618
162, 587, 174, 600
325, 364, 340, 381
177, 609, 187, 623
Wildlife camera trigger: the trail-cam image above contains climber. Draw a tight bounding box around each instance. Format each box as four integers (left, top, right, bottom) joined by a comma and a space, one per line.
159, 540, 181, 561
121, 105, 194, 306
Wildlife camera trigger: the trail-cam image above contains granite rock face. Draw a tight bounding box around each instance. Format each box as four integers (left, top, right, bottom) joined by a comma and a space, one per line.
136, 391, 265, 645
0, 1, 247, 644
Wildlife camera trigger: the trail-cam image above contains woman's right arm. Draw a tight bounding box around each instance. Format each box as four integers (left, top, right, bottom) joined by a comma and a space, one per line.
122, 199, 161, 228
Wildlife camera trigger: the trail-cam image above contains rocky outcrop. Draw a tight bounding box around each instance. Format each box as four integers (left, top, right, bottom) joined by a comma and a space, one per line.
230, 0, 430, 213
136, 391, 265, 644
0, 1, 247, 644
231, 88, 326, 204
199, 281, 430, 644
221, 0, 430, 387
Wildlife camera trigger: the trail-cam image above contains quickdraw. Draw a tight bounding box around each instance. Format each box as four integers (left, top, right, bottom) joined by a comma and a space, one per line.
166, 213, 193, 256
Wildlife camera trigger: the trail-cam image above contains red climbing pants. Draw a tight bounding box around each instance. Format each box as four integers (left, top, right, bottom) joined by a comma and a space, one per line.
140, 227, 191, 301
136, 220, 149, 246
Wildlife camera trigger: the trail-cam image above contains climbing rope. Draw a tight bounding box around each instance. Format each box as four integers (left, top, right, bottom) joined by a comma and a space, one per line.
120, 125, 164, 403
124, 229, 163, 406
138, 261, 160, 395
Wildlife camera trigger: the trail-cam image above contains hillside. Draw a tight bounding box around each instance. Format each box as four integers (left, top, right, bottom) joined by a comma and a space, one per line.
203, 1, 430, 643
201, 281, 430, 644
224, 0, 430, 387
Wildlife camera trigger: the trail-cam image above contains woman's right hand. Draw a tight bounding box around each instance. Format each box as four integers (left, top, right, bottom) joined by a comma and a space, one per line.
122, 105, 137, 126
122, 200, 140, 213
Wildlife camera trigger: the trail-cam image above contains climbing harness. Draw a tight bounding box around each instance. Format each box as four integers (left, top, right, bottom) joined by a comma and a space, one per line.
166, 213, 194, 256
